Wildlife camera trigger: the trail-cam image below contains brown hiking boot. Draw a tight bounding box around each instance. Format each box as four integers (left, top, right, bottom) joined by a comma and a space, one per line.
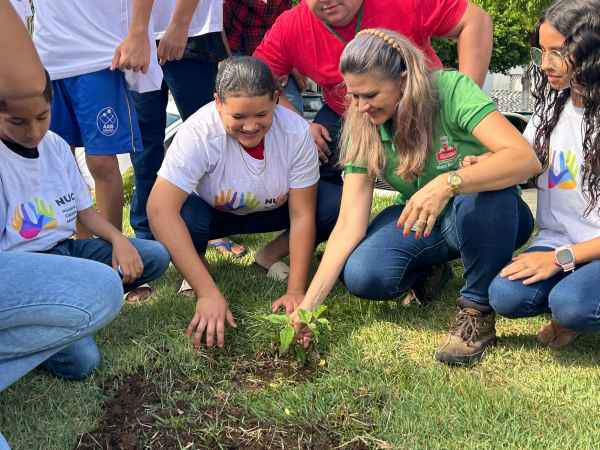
435, 307, 496, 365
402, 263, 452, 306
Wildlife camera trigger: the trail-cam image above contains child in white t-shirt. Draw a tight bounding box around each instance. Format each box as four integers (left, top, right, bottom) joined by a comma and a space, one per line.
30, 0, 162, 241
148, 56, 342, 348
0, 71, 170, 303
489, 0, 600, 348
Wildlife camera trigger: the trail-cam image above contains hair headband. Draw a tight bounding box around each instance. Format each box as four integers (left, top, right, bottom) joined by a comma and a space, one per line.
356, 29, 403, 57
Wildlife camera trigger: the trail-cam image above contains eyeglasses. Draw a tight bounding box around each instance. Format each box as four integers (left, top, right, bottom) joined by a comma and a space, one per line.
530, 47, 564, 70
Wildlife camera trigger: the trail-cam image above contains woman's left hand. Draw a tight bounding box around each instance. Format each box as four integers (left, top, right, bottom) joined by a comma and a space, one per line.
398, 175, 453, 239
500, 251, 562, 285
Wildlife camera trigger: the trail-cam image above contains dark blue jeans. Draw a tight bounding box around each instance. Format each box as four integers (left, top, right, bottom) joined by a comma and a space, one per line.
489, 246, 600, 334
181, 181, 342, 254
130, 58, 219, 239
340, 187, 534, 305
312, 103, 344, 186
48, 238, 171, 293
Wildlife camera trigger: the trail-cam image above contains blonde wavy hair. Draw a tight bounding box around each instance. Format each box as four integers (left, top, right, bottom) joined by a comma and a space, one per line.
339, 29, 438, 182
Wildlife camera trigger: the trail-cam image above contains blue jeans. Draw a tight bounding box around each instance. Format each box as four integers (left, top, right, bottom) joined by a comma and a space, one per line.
231, 47, 304, 114
180, 181, 342, 254
340, 187, 534, 304
130, 58, 219, 239
0, 253, 123, 449
489, 246, 600, 334
47, 238, 171, 293
312, 104, 344, 186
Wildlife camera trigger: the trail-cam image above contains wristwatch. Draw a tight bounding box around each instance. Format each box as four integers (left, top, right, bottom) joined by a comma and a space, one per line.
447, 171, 462, 197
555, 245, 576, 272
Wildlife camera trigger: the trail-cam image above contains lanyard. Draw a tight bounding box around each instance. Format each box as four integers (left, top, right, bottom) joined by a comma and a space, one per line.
322, 3, 363, 45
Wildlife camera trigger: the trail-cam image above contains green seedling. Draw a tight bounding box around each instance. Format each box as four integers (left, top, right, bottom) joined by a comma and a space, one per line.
256, 305, 331, 365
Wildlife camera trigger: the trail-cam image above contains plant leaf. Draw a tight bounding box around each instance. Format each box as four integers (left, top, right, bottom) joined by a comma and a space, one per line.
317, 318, 331, 330
290, 343, 298, 359
262, 314, 292, 326
313, 305, 327, 319
308, 323, 319, 339
297, 309, 312, 324
279, 327, 294, 356
295, 344, 307, 365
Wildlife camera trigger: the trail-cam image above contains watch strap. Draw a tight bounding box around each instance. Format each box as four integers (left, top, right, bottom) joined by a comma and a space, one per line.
555, 245, 576, 272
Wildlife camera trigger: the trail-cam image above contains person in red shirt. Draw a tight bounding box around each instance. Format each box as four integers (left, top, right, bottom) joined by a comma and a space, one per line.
254, 0, 493, 185
224, 0, 306, 114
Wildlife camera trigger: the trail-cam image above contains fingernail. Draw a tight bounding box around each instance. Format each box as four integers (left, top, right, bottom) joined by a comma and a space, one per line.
403, 232, 407, 237
424, 233, 428, 238
415, 235, 419, 240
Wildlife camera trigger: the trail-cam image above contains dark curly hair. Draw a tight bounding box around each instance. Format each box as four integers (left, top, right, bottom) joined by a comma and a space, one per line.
528, 0, 600, 216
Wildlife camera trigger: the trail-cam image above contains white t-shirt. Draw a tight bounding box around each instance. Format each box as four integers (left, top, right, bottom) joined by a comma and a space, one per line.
0, 132, 94, 252
158, 102, 320, 215
31, 0, 162, 93
524, 101, 600, 248
152, 0, 222, 39
8, 0, 32, 23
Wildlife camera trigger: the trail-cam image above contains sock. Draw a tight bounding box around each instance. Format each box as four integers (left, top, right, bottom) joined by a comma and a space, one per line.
457, 297, 493, 314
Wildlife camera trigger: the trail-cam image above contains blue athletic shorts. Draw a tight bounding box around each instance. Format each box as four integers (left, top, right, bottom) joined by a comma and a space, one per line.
49, 68, 143, 155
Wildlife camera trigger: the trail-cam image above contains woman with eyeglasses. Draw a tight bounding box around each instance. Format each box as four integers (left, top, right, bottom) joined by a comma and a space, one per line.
489, 0, 600, 348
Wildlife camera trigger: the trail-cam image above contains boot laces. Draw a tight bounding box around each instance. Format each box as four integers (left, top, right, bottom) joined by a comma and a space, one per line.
450, 310, 480, 345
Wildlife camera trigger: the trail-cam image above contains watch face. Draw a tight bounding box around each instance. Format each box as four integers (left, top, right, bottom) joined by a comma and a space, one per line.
556, 249, 573, 265
449, 174, 461, 185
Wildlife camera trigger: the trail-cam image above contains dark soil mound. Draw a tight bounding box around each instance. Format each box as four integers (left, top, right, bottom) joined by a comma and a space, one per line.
73, 367, 368, 450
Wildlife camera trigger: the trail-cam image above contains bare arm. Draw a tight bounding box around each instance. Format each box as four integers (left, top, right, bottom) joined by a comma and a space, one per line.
77, 207, 144, 284
399, 110, 542, 237
292, 173, 374, 344
272, 183, 318, 313
0, 0, 46, 99
157, 0, 200, 64
111, 0, 155, 73
441, 1, 493, 88
148, 177, 236, 347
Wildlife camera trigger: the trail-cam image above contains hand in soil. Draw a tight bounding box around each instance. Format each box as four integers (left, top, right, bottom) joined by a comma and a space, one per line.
271, 290, 305, 314
187, 290, 236, 347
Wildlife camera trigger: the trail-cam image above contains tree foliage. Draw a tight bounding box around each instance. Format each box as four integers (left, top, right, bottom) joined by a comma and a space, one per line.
431, 0, 553, 74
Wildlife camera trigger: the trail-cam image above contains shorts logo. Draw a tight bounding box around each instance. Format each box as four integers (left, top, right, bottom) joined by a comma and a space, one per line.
97, 107, 118, 136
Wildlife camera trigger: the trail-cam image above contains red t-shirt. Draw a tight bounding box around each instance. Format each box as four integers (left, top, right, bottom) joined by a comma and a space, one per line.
254, 0, 468, 116
241, 139, 265, 160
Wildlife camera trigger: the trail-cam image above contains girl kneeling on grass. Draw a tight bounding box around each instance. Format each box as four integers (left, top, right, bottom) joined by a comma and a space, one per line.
147, 56, 342, 348
289, 29, 542, 366
489, 0, 600, 348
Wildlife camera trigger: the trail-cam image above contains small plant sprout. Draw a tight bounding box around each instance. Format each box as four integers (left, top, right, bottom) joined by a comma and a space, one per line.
256, 305, 331, 365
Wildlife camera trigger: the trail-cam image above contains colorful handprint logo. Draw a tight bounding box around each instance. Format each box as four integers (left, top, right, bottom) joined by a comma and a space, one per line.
10, 198, 58, 239
548, 148, 578, 190
214, 189, 261, 212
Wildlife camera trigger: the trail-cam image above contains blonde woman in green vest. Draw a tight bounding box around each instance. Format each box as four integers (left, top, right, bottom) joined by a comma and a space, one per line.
284, 29, 542, 366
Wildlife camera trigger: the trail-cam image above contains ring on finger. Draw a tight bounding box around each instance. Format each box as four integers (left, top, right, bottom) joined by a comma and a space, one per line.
522, 263, 528, 269
416, 219, 427, 225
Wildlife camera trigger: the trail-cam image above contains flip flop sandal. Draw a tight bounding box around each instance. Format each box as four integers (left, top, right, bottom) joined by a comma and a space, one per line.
251, 261, 290, 282
124, 283, 152, 303
178, 279, 194, 295
211, 240, 247, 258
537, 318, 581, 348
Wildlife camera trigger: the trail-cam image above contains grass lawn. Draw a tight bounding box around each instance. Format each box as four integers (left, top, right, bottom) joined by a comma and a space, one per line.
1, 194, 599, 449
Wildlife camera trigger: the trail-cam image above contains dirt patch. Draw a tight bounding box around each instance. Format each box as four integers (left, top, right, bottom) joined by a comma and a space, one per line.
74, 367, 367, 450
